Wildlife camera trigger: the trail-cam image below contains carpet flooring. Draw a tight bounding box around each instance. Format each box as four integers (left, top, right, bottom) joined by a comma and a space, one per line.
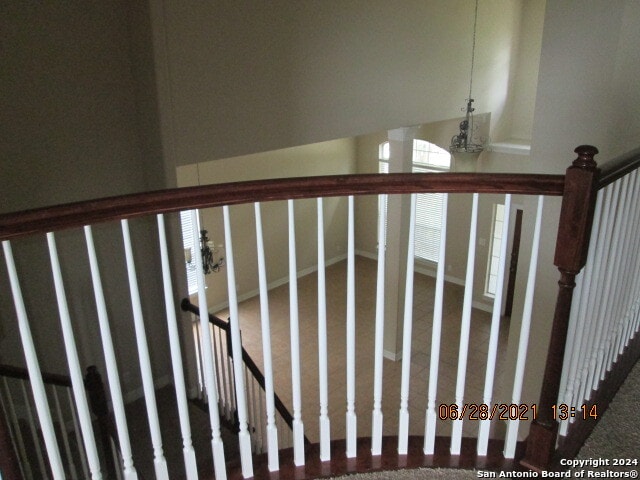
326, 358, 640, 479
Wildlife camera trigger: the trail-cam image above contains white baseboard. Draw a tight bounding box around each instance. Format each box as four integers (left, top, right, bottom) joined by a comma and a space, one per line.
383, 349, 402, 361
210, 253, 348, 314
472, 300, 493, 313
123, 374, 173, 404
358, 250, 493, 313
356, 249, 466, 286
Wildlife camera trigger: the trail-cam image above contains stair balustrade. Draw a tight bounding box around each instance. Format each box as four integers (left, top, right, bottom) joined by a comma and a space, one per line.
1, 146, 640, 479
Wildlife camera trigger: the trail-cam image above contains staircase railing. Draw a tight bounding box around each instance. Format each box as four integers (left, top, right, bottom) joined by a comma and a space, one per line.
1, 145, 640, 479
180, 298, 309, 454
0, 364, 119, 479
523, 146, 640, 470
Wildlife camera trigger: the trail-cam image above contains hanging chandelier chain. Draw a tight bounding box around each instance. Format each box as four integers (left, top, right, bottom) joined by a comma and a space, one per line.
468, 0, 479, 101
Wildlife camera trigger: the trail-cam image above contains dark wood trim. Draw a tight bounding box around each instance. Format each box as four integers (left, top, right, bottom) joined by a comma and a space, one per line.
597, 146, 640, 189
504, 208, 523, 317
215, 436, 526, 480
522, 146, 600, 471
180, 298, 229, 330
0, 173, 565, 240
0, 363, 72, 388
555, 328, 640, 462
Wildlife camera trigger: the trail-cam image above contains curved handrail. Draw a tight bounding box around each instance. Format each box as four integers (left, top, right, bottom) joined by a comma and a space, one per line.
0, 172, 565, 241
180, 298, 310, 445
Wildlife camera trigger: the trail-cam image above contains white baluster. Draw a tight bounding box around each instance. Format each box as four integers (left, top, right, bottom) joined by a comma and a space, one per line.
288, 199, 306, 466
588, 178, 626, 393
84, 226, 138, 480
111, 437, 124, 480
570, 187, 611, 413
2, 377, 31, 479
345, 195, 358, 457
120, 220, 169, 480
477, 195, 511, 455
599, 176, 632, 383
257, 379, 265, 453
52, 386, 79, 480
620, 170, 640, 349
22, 380, 49, 479
212, 327, 224, 414
504, 196, 544, 458
210, 325, 224, 413
245, 367, 256, 450
157, 215, 199, 480
610, 171, 640, 365
577, 184, 618, 404
190, 210, 227, 480
317, 197, 331, 461
254, 203, 280, 471
47, 232, 102, 479
217, 327, 232, 418
2, 240, 65, 479
557, 192, 602, 437
67, 388, 90, 478
191, 320, 204, 399
223, 205, 254, 478
450, 193, 479, 455
227, 343, 237, 415
424, 193, 449, 455
371, 194, 387, 456
398, 193, 417, 455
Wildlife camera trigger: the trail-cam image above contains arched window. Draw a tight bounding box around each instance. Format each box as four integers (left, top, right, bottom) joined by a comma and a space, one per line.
379, 140, 450, 263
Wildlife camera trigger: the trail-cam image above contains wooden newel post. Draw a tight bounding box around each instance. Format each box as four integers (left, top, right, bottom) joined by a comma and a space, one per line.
521, 145, 599, 471
85, 365, 118, 477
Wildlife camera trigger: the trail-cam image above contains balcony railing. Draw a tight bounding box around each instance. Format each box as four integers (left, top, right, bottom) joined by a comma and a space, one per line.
1, 145, 640, 479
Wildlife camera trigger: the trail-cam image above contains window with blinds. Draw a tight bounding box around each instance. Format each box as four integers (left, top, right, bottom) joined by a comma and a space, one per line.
485, 203, 506, 297
180, 209, 200, 295
378, 139, 450, 263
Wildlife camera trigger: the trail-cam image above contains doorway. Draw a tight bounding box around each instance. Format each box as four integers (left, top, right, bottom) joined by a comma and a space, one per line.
504, 208, 523, 317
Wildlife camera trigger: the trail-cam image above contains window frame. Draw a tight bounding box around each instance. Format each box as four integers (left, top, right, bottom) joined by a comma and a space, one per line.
378, 139, 451, 264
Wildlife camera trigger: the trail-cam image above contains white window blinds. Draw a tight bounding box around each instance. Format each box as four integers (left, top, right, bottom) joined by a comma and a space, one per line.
180, 209, 199, 295
378, 140, 450, 263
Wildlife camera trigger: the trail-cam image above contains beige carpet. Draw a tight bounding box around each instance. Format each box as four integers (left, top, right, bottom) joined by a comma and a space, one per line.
327, 357, 640, 479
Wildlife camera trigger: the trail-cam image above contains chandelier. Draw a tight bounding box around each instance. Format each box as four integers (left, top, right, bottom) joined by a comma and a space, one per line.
199, 230, 224, 274
450, 0, 485, 169
185, 229, 224, 275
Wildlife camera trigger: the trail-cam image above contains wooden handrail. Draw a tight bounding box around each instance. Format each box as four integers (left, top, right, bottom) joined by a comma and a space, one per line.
597, 146, 640, 189
180, 298, 229, 330
0, 363, 72, 388
0, 172, 564, 241
181, 299, 310, 445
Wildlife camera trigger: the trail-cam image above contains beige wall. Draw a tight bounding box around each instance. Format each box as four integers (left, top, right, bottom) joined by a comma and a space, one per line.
152, 0, 529, 171
354, 118, 534, 315
507, 0, 640, 437
0, 0, 540, 403
176, 139, 357, 311
0, 1, 174, 398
